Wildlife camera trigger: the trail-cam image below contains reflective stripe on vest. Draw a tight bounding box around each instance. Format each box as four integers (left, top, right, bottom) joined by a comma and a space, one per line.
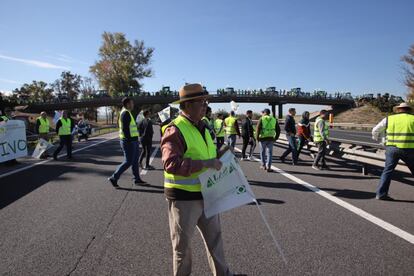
386, 113, 414, 148
313, 117, 329, 143
58, 118, 71, 136
259, 115, 276, 138
164, 115, 217, 192
37, 117, 50, 134
214, 119, 225, 137
225, 116, 237, 135
119, 108, 139, 139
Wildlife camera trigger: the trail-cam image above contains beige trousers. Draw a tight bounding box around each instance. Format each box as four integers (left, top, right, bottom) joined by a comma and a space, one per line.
168, 199, 232, 276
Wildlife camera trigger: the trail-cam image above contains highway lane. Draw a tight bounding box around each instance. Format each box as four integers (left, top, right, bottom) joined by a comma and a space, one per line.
0, 130, 413, 275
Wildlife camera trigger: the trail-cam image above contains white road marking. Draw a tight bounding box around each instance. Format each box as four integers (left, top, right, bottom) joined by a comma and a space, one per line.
140, 146, 160, 175
235, 148, 414, 245
0, 134, 118, 179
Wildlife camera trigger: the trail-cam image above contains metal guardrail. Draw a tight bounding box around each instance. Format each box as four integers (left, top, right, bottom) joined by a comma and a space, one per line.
274, 135, 409, 175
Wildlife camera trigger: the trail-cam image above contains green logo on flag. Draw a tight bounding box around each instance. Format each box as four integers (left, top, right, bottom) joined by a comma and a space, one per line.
236, 185, 246, 194
207, 177, 215, 188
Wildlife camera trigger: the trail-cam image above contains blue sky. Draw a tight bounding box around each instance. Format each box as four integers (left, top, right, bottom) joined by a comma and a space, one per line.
0, 0, 413, 113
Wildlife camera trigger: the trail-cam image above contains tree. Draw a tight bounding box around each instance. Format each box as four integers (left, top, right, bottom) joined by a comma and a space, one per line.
402, 44, 414, 101
80, 77, 97, 99
90, 32, 154, 96
53, 71, 82, 101
12, 81, 54, 103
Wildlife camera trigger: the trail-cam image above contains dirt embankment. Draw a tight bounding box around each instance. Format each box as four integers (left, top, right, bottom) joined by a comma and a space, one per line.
334, 105, 386, 125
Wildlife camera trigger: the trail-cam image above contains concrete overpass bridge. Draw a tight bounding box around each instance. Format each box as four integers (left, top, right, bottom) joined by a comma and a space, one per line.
26, 92, 355, 118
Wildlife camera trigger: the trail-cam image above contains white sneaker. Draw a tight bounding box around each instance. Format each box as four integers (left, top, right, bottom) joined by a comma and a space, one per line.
247, 156, 252, 161
312, 165, 321, 170
240, 157, 245, 161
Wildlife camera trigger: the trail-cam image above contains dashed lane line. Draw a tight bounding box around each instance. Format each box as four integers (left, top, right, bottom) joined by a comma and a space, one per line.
140, 146, 160, 175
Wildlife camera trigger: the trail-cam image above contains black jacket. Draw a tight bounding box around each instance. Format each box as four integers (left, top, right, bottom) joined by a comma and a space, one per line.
284, 114, 296, 135
241, 118, 254, 138
138, 118, 154, 141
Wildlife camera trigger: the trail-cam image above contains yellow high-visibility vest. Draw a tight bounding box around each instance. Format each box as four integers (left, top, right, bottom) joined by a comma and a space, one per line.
313, 116, 329, 143
225, 116, 237, 135
58, 118, 72, 136
37, 117, 50, 134
164, 115, 217, 192
214, 119, 225, 138
161, 124, 169, 136
386, 113, 414, 148
119, 108, 139, 139
259, 115, 277, 138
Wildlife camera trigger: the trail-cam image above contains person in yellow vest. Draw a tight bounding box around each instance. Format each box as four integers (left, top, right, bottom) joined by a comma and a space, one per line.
256, 109, 280, 172
36, 111, 51, 159
53, 110, 75, 160
214, 113, 225, 151
372, 102, 414, 200
161, 83, 233, 276
312, 110, 330, 170
224, 110, 240, 148
36, 112, 50, 141
202, 106, 216, 140
108, 97, 147, 187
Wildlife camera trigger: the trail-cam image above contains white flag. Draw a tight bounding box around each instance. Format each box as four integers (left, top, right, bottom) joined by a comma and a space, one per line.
32, 138, 53, 159
53, 111, 62, 124
158, 106, 171, 123
136, 111, 144, 123
199, 151, 256, 218
230, 101, 239, 112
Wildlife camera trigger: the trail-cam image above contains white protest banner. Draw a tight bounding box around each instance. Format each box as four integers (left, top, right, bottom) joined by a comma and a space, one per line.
32, 138, 54, 159
158, 106, 171, 123
0, 120, 28, 163
199, 151, 256, 218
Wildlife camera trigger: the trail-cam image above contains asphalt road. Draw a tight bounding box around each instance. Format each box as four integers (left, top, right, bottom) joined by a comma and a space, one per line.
0, 129, 413, 275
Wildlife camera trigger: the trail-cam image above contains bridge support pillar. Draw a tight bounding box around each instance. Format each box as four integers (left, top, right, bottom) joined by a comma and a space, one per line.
270, 104, 276, 118
278, 104, 283, 119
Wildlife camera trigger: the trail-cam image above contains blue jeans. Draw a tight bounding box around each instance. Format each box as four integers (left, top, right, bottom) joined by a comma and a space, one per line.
280, 135, 298, 164
377, 146, 414, 197
260, 140, 273, 168
112, 139, 141, 181
227, 134, 237, 148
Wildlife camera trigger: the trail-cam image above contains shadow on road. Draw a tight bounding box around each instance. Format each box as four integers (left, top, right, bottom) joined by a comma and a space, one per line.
256, 198, 285, 205
115, 187, 164, 194
249, 180, 311, 192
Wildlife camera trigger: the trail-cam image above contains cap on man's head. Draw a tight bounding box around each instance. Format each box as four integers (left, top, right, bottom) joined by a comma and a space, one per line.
262, 108, 271, 114
174, 83, 209, 104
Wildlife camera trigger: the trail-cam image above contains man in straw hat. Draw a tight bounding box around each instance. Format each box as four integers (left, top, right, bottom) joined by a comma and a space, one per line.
372, 102, 414, 200
161, 83, 233, 276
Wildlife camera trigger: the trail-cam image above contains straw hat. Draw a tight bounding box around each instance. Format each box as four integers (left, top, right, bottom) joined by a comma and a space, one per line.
395, 102, 412, 109
173, 83, 209, 104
